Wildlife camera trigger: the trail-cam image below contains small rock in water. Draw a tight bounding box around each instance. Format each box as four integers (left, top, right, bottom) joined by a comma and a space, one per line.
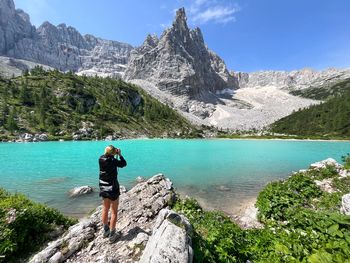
217, 185, 231, 191
136, 176, 146, 183
69, 186, 94, 197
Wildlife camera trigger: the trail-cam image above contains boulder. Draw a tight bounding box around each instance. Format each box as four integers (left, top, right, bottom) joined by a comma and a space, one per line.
139, 208, 193, 263
339, 169, 350, 178
72, 134, 81, 141
119, 185, 127, 194
69, 186, 94, 197
104, 135, 113, 141
23, 133, 33, 141
30, 174, 179, 263
341, 194, 350, 215
309, 158, 342, 169
233, 203, 264, 230
5, 208, 17, 224
38, 133, 48, 141
136, 176, 146, 183
314, 179, 337, 193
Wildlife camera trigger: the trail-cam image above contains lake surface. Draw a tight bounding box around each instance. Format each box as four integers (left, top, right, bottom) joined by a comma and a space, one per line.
0, 139, 349, 217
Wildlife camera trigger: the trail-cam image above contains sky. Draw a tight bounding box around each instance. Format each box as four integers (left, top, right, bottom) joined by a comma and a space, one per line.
14, 0, 350, 72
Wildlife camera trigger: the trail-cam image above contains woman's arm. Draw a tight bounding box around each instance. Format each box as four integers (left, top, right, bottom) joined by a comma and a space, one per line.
115, 155, 127, 168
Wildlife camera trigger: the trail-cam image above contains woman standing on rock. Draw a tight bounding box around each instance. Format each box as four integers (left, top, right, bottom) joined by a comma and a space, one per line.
99, 145, 127, 243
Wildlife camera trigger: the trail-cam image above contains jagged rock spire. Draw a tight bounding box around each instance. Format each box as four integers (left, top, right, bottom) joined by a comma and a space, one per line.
125, 7, 236, 99
173, 7, 188, 30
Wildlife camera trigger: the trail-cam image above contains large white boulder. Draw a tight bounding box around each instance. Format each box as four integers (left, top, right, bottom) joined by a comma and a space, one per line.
69, 186, 94, 197
309, 158, 342, 169
341, 194, 350, 215
139, 208, 193, 263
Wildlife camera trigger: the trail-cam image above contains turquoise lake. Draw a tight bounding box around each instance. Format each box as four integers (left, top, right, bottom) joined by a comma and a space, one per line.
0, 139, 349, 217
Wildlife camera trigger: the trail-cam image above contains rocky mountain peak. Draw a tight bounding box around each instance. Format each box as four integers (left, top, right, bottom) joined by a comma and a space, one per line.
124, 7, 234, 100
57, 23, 67, 28
37, 21, 57, 34
143, 34, 159, 48
190, 27, 204, 43
172, 7, 188, 32
0, 0, 133, 74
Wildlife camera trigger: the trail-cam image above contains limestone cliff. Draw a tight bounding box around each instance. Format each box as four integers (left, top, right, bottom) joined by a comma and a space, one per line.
0, 0, 132, 76
124, 8, 236, 99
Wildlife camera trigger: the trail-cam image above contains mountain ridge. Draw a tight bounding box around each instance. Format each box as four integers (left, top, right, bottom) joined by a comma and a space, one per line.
1, 0, 350, 131
0, 0, 133, 76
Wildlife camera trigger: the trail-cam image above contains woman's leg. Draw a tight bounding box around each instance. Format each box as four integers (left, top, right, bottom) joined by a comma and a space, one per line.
110, 198, 119, 231
102, 198, 111, 226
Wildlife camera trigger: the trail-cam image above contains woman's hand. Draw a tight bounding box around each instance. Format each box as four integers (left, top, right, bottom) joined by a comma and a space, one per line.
116, 148, 121, 156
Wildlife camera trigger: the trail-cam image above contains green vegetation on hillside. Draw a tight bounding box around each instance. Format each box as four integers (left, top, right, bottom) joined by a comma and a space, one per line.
0, 188, 77, 262
290, 78, 350, 100
173, 156, 350, 262
0, 67, 196, 140
271, 85, 350, 137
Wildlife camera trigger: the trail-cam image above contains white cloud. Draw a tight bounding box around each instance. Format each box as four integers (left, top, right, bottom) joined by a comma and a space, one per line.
192, 6, 238, 24
187, 0, 240, 25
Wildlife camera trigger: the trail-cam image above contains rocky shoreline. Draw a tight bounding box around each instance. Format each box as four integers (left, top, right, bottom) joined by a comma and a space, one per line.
29, 174, 193, 263
24, 157, 350, 262
233, 158, 350, 228
3, 133, 350, 143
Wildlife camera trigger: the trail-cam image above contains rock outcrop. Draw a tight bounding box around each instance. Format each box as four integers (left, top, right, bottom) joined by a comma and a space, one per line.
29, 174, 193, 263
309, 158, 342, 170
69, 186, 94, 197
139, 208, 193, 263
233, 68, 350, 91
124, 8, 236, 99
236, 158, 350, 229
0, 0, 133, 76
341, 194, 350, 216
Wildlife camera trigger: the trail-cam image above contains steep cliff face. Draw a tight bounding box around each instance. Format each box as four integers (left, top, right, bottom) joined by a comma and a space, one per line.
0, 0, 133, 74
0, 0, 35, 53
233, 68, 350, 91
124, 8, 236, 99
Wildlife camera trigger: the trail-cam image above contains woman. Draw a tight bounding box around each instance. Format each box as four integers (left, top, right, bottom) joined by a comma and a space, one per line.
98, 145, 127, 243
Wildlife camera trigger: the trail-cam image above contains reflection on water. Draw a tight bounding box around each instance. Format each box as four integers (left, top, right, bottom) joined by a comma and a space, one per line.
38, 176, 71, 185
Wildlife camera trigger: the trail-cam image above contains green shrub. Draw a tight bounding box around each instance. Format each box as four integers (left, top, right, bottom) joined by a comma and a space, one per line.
306, 165, 339, 180
342, 154, 350, 169
171, 165, 350, 263
333, 176, 350, 193
256, 173, 322, 222
0, 188, 77, 262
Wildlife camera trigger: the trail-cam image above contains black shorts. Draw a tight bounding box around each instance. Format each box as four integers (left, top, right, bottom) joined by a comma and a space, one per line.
99, 180, 120, 201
